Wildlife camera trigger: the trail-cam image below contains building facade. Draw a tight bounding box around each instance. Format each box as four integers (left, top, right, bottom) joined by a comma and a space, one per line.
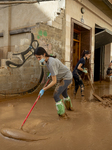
0, 0, 112, 94
65, 0, 112, 82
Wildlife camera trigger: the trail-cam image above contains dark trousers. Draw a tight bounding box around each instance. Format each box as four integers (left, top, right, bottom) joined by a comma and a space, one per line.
73, 71, 84, 97
53, 79, 72, 102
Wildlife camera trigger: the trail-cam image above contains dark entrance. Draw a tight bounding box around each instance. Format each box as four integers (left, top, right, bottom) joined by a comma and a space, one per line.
71, 19, 92, 72
94, 48, 100, 81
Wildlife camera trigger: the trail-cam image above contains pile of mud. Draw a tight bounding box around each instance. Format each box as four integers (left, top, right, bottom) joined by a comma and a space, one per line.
100, 95, 112, 107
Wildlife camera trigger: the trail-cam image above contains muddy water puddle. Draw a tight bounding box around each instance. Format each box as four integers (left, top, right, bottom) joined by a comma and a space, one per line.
0, 81, 112, 150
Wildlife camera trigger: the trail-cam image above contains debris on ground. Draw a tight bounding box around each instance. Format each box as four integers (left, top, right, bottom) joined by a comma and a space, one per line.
99, 95, 112, 107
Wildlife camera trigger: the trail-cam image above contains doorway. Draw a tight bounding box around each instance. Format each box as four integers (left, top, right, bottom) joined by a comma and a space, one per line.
94, 46, 105, 81
73, 29, 81, 69
94, 25, 106, 81
71, 19, 91, 72
94, 48, 100, 81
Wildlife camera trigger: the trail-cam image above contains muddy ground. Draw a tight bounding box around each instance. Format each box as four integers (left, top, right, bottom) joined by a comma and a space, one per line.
0, 81, 112, 150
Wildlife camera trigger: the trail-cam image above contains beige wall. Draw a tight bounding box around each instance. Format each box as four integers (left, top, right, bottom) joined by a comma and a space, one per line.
11, 2, 59, 30
0, 1, 59, 32
65, 0, 112, 81
0, 1, 62, 59
0, 1, 65, 60
108, 0, 112, 4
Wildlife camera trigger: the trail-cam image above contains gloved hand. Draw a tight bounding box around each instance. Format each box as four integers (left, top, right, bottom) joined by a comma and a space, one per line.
83, 68, 88, 74
39, 89, 45, 97
47, 73, 51, 78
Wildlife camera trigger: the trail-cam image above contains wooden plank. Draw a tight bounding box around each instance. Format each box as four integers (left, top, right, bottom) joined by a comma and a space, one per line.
92, 93, 104, 102
73, 39, 80, 42
87, 73, 104, 102
74, 29, 81, 33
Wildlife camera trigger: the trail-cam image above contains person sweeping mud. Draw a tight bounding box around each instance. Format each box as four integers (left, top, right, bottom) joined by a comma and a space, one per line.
73, 50, 91, 100
34, 47, 73, 117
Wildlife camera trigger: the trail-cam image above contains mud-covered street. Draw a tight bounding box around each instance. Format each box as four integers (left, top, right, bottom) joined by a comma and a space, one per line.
0, 81, 112, 150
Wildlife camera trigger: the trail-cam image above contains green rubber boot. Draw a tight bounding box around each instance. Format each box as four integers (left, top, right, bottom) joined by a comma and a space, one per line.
56, 100, 65, 116
63, 96, 74, 111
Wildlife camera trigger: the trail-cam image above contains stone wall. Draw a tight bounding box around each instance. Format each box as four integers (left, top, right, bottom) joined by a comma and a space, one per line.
0, 0, 65, 61
0, 23, 64, 95
31, 23, 64, 82
0, 0, 65, 95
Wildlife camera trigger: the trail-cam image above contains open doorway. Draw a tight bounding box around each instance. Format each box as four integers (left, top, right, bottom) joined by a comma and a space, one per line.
94, 24, 107, 81
94, 48, 100, 81
71, 19, 91, 73
94, 47, 105, 81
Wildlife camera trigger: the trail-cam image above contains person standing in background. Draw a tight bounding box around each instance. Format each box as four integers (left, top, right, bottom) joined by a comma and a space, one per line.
106, 61, 112, 76
72, 50, 91, 100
